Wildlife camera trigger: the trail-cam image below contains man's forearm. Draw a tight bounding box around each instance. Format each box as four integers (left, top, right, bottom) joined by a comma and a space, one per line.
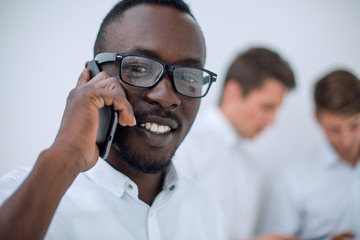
0, 145, 81, 240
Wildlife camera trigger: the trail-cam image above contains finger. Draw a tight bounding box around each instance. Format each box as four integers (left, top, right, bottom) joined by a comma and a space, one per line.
94, 88, 136, 127
280, 236, 300, 240
81, 70, 134, 126
89, 76, 122, 91
90, 78, 133, 125
112, 90, 136, 126
251, 233, 301, 240
276, 235, 301, 240
86, 71, 112, 87
82, 71, 127, 104
76, 69, 91, 88
332, 232, 355, 240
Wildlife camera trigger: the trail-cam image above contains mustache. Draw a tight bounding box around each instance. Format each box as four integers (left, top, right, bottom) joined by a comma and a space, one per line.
134, 108, 182, 128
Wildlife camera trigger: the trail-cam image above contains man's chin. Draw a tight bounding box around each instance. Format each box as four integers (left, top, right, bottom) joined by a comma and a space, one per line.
245, 131, 260, 140
113, 143, 174, 174
336, 148, 359, 161
122, 155, 172, 174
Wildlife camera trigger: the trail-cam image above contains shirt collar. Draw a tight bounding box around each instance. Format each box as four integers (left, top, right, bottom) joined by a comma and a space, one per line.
84, 158, 179, 199
207, 105, 245, 148
162, 163, 179, 192
85, 158, 131, 198
320, 141, 348, 169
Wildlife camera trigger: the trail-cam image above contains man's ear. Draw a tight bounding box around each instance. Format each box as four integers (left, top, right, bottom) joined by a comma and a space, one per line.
223, 79, 243, 101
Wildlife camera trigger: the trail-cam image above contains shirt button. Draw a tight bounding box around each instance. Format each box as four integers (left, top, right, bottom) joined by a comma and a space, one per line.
128, 184, 133, 190
169, 185, 175, 191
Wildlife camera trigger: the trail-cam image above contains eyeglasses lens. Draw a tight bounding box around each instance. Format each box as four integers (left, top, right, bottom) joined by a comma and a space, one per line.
120, 55, 210, 97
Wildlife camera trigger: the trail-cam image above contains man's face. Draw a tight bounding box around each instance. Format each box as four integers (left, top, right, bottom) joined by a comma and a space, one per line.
101, 5, 205, 173
317, 110, 360, 163
227, 78, 287, 139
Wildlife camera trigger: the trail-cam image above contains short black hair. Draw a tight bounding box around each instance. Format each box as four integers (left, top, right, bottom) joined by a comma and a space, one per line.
221, 47, 295, 100
94, 0, 197, 56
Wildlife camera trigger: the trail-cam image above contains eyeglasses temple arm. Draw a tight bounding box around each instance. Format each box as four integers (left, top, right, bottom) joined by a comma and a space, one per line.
94, 53, 118, 64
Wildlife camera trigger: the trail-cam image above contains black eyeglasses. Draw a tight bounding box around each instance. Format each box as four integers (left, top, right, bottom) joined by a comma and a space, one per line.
94, 52, 217, 98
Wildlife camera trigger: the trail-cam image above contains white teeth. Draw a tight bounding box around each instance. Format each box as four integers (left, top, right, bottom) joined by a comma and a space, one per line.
150, 124, 157, 132
140, 122, 171, 134
158, 125, 165, 132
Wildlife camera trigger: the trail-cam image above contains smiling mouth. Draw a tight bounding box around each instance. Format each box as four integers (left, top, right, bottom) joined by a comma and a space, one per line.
139, 122, 172, 134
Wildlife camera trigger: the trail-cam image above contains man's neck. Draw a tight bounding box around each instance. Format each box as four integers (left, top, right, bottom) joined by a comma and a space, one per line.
127, 171, 165, 206
105, 155, 165, 206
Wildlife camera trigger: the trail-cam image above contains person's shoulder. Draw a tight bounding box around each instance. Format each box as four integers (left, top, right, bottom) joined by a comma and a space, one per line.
269, 145, 325, 189
0, 166, 32, 184
185, 105, 224, 140
0, 166, 32, 204
286, 145, 326, 172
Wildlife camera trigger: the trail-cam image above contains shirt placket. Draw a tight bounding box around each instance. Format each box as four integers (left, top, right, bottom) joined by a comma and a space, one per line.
146, 182, 177, 240
147, 209, 161, 240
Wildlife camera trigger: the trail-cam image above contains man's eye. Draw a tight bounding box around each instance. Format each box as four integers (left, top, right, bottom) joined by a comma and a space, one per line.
259, 103, 275, 112
329, 128, 340, 134
182, 75, 196, 83
350, 122, 359, 131
179, 76, 201, 93
122, 63, 152, 78
128, 65, 148, 73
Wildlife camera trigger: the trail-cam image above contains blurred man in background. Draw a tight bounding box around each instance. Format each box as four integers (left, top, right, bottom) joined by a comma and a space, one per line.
175, 47, 296, 240
258, 70, 360, 240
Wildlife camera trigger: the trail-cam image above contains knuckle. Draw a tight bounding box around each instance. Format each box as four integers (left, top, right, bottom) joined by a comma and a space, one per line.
98, 71, 111, 79
67, 88, 76, 101
69, 86, 93, 100
112, 88, 126, 99
106, 77, 119, 89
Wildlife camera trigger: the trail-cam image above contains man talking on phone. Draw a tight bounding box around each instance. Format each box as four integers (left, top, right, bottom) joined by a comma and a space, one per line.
0, 1, 223, 239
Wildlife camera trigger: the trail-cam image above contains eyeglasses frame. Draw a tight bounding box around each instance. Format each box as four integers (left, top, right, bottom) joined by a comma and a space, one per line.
94, 52, 217, 98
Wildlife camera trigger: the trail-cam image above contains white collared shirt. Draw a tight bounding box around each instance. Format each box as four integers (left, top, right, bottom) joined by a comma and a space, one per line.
174, 105, 265, 239
258, 142, 360, 239
0, 159, 224, 240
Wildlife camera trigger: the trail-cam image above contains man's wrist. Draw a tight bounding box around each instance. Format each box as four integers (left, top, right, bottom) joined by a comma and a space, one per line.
37, 144, 83, 181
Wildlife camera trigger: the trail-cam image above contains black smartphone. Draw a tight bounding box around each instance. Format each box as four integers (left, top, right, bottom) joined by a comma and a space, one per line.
85, 60, 118, 159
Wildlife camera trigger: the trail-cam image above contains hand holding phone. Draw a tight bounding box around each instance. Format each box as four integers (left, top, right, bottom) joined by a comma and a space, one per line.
85, 60, 119, 159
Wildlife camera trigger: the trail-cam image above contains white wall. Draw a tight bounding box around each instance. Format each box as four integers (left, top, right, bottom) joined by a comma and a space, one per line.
1, 0, 359, 175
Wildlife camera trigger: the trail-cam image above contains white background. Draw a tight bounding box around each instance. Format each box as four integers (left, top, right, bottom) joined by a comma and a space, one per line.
1, 0, 359, 175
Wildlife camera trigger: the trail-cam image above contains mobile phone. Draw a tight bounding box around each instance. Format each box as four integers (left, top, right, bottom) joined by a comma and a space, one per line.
85, 60, 118, 159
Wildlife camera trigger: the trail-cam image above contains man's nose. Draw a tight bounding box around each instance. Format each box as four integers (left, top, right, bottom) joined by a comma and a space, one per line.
144, 74, 181, 109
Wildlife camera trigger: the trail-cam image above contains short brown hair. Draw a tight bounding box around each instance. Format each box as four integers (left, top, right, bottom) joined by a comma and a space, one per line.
221, 47, 295, 99
314, 70, 360, 115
